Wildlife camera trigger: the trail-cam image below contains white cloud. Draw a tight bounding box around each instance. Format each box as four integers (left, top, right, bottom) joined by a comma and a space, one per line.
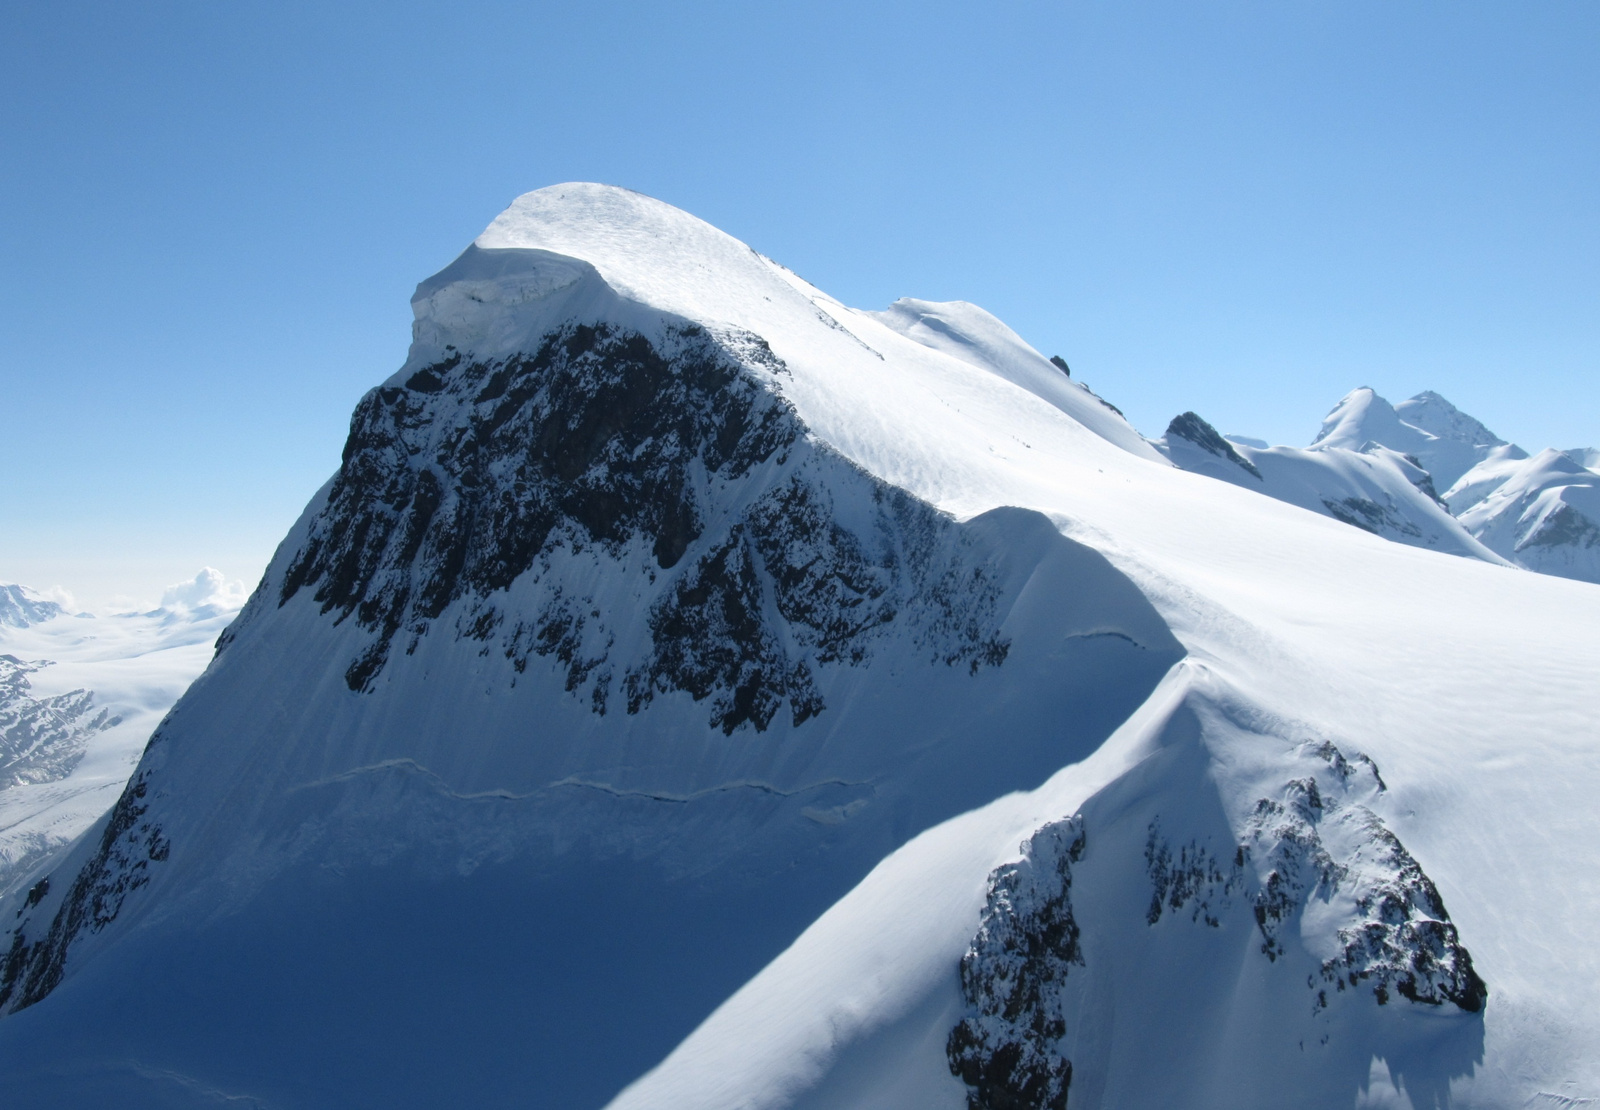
33, 584, 77, 610
160, 568, 249, 613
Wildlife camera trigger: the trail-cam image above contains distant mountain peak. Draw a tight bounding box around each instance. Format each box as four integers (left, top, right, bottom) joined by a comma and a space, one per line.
1164, 411, 1262, 479
1394, 390, 1507, 450
1312, 387, 1511, 491
0, 586, 66, 631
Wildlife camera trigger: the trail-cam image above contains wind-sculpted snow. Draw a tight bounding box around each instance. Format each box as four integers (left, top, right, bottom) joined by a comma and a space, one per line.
0, 657, 119, 790
948, 736, 1483, 1110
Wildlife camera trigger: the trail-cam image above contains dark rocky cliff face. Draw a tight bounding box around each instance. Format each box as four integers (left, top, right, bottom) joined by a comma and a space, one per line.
4, 318, 1024, 1014
0, 771, 167, 1012
264, 320, 1009, 733
948, 819, 1084, 1110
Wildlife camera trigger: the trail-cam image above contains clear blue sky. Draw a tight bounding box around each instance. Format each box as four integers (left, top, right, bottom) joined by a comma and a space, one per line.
3, 1, 1596, 607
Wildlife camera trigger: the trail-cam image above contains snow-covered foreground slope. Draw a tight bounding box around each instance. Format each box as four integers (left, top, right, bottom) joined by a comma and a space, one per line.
0, 574, 244, 899
1, 185, 1596, 1109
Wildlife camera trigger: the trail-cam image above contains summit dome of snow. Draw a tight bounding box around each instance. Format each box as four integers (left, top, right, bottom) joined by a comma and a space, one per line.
1, 185, 1596, 1110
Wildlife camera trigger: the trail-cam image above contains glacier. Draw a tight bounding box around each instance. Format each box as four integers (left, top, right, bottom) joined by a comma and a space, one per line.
0, 573, 245, 901
0, 184, 1595, 1109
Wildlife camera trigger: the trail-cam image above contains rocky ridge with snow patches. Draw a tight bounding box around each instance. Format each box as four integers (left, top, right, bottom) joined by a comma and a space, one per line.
947, 738, 1484, 1109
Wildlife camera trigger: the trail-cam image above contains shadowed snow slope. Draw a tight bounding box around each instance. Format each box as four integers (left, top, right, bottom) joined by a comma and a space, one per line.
1, 185, 1596, 1110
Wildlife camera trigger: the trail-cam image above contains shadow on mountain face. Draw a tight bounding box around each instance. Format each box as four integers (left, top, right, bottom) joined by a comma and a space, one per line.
0, 468, 1182, 1109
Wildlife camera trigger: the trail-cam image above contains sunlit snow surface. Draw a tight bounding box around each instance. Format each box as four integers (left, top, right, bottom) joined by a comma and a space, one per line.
0, 185, 1596, 1109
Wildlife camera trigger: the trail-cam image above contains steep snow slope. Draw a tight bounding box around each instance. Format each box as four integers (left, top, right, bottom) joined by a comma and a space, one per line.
1, 185, 1596, 1110
1155, 411, 1500, 562
866, 298, 1159, 462
0, 572, 244, 898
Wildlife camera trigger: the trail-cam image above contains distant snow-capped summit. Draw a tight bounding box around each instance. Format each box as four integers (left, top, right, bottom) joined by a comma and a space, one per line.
1311, 386, 1518, 491
1156, 409, 1502, 562
1186, 388, 1599, 585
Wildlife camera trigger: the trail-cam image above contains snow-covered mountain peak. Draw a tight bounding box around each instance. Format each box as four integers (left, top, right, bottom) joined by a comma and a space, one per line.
411, 184, 1166, 509
1311, 386, 1515, 490
1311, 387, 1415, 453
1446, 448, 1600, 582
4, 188, 1599, 1109
1156, 407, 1500, 562
468, 183, 809, 341
1394, 389, 1507, 450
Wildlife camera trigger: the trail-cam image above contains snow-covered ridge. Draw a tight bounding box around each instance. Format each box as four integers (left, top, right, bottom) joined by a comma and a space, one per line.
1, 185, 1596, 1109
1155, 409, 1502, 562
1170, 388, 1600, 584
0, 187, 1187, 1103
